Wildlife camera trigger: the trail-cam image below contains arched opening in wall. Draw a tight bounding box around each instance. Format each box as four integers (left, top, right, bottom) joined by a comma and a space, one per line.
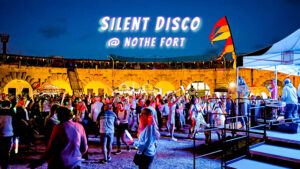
118, 81, 140, 94
187, 81, 210, 97
51, 80, 72, 94
84, 81, 109, 96
4, 79, 33, 97
155, 81, 175, 95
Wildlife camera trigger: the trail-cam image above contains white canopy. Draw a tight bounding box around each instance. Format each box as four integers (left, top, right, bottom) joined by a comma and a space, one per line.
242, 28, 300, 76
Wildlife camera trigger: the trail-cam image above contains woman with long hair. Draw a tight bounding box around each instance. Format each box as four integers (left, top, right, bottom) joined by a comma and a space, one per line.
188, 98, 207, 138
44, 104, 59, 145
154, 94, 163, 130
135, 108, 160, 169
166, 94, 181, 141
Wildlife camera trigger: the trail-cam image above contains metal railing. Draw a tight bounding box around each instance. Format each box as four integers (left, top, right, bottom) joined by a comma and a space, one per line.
193, 98, 268, 169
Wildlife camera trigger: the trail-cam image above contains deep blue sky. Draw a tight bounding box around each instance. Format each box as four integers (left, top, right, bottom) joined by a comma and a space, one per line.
0, 0, 300, 60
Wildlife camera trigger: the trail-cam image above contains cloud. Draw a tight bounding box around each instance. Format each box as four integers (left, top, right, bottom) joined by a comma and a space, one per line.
38, 26, 67, 38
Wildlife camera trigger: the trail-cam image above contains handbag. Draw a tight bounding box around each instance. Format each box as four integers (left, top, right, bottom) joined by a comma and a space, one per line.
133, 149, 146, 165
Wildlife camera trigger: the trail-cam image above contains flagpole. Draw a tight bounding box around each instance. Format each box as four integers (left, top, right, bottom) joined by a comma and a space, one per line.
224, 16, 237, 69
236, 67, 239, 129
224, 16, 239, 120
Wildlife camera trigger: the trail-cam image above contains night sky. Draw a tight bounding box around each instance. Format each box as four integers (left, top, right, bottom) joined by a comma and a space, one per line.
0, 0, 300, 60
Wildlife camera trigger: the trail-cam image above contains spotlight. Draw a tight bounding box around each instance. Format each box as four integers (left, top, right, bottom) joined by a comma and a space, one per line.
229, 82, 235, 88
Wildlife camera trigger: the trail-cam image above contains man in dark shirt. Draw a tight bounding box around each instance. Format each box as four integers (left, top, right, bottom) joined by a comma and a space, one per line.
0, 100, 14, 169
136, 99, 143, 116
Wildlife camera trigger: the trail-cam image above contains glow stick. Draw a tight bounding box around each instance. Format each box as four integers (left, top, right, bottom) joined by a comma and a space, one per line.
15, 137, 19, 154
125, 129, 134, 141
180, 85, 185, 93
25, 100, 30, 108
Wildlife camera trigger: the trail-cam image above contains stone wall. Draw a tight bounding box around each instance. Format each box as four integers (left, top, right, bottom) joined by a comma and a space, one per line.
0, 64, 299, 96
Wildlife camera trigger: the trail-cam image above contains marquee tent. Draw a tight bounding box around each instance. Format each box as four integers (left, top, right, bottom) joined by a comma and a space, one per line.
239, 28, 300, 76
36, 84, 65, 94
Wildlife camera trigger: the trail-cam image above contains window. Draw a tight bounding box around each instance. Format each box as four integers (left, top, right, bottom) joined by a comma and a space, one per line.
8, 88, 16, 96
187, 81, 210, 96
22, 88, 29, 96
87, 89, 93, 96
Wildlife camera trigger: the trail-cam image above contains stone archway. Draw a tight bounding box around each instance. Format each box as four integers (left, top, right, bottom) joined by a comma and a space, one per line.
84, 81, 109, 95
154, 81, 175, 95
50, 80, 72, 94
4, 79, 33, 96
0, 72, 37, 96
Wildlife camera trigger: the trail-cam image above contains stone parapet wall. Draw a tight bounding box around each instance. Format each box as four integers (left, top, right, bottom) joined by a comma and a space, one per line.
0, 64, 299, 97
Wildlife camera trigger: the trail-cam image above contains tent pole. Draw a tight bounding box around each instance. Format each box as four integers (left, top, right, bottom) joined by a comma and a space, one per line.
275, 66, 278, 100
236, 67, 239, 129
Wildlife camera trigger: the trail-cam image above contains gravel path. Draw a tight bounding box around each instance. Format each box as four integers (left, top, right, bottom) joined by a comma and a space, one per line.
9, 131, 221, 169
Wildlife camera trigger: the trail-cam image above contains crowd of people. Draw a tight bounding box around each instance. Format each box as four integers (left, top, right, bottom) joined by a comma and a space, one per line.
0, 78, 299, 169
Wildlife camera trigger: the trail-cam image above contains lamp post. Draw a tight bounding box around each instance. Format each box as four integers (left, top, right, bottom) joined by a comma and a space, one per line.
0, 34, 9, 61
107, 55, 115, 92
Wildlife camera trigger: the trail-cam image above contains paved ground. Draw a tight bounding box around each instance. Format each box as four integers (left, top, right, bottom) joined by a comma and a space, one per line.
8, 130, 222, 169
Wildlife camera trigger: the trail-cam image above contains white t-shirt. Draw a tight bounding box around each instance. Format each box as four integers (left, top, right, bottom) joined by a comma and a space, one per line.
43, 100, 51, 112
90, 101, 103, 122
117, 109, 128, 124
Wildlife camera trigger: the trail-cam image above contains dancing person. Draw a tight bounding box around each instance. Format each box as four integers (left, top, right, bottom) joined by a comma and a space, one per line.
188, 85, 197, 98
265, 79, 278, 100
135, 108, 160, 169
144, 100, 158, 128
115, 102, 131, 154
129, 106, 139, 132
89, 97, 103, 136
167, 94, 181, 141
0, 100, 14, 169
188, 98, 208, 138
42, 97, 51, 119
136, 99, 144, 117
265, 79, 279, 118
28, 107, 88, 169
44, 104, 59, 145
160, 100, 169, 130
98, 103, 119, 163
177, 102, 185, 129
30, 96, 43, 129
76, 99, 88, 123
281, 78, 298, 119
207, 97, 215, 126
77, 98, 89, 159
154, 95, 163, 130
212, 101, 226, 128
237, 76, 250, 129
225, 96, 234, 115
14, 103, 34, 146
